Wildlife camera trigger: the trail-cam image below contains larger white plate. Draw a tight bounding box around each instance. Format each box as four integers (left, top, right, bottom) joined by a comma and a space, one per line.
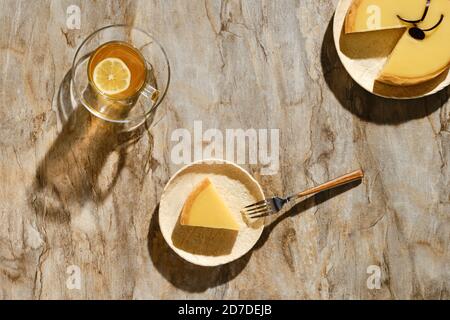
158, 159, 265, 266
333, 0, 450, 99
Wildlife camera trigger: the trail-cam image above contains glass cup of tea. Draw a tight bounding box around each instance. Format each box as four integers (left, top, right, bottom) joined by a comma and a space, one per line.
71, 25, 170, 131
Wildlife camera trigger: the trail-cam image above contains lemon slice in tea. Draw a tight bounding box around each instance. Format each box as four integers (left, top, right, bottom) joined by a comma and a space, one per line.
93, 57, 131, 96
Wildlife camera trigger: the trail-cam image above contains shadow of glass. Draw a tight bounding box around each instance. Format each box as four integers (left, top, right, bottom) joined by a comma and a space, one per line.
322, 16, 449, 124
147, 205, 251, 293
30, 69, 145, 223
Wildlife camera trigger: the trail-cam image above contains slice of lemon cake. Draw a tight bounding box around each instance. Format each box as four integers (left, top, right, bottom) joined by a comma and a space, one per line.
180, 178, 240, 231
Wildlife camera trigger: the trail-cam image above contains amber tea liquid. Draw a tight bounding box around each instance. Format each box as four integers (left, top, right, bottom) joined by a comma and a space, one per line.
88, 41, 147, 100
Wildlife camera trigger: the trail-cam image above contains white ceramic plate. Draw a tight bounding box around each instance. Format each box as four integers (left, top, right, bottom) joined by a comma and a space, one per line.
158, 159, 265, 266
333, 0, 450, 99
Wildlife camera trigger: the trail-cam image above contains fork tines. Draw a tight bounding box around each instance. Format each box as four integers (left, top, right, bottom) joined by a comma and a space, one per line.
242, 200, 273, 218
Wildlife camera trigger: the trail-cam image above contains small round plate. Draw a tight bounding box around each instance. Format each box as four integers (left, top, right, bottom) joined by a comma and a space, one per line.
333, 0, 450, 99
158, 159, 265, 266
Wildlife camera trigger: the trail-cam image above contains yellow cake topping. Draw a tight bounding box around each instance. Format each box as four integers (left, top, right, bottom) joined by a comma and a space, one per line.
345, 0, 450, 85
345, 0, 425, 33
180, 178, 240, 231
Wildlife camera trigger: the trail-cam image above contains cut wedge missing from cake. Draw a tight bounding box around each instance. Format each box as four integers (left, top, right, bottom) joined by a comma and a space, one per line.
180, 178, 240, 231
345, 0, 450, 86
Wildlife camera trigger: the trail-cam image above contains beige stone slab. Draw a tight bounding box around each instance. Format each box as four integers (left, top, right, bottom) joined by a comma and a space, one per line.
0, 0, 448, 299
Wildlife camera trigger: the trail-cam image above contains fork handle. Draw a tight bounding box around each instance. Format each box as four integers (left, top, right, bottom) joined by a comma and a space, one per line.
295, 169, 364, 198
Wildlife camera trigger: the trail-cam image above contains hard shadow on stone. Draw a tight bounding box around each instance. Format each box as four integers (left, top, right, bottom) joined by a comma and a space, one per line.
30, 69, 145, 223
254, 180, 362, 250
147, 205, 251, 293
322, 16, 449, 124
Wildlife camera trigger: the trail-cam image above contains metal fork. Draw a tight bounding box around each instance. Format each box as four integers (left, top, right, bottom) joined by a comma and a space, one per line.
242, 169, 364, 219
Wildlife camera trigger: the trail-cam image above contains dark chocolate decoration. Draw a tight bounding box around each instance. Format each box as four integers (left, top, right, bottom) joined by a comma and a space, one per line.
397, 0, 431, 23
408, 15, 444, 40
422, 14, 444, 31
409, 27, 426, 40
397, 0, 445, 41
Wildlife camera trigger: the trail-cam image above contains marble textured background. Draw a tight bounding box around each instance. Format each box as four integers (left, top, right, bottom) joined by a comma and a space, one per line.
0, 0, 448, 299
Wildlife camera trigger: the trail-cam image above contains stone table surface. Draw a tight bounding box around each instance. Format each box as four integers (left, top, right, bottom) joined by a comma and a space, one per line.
0, 0, 449, 299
